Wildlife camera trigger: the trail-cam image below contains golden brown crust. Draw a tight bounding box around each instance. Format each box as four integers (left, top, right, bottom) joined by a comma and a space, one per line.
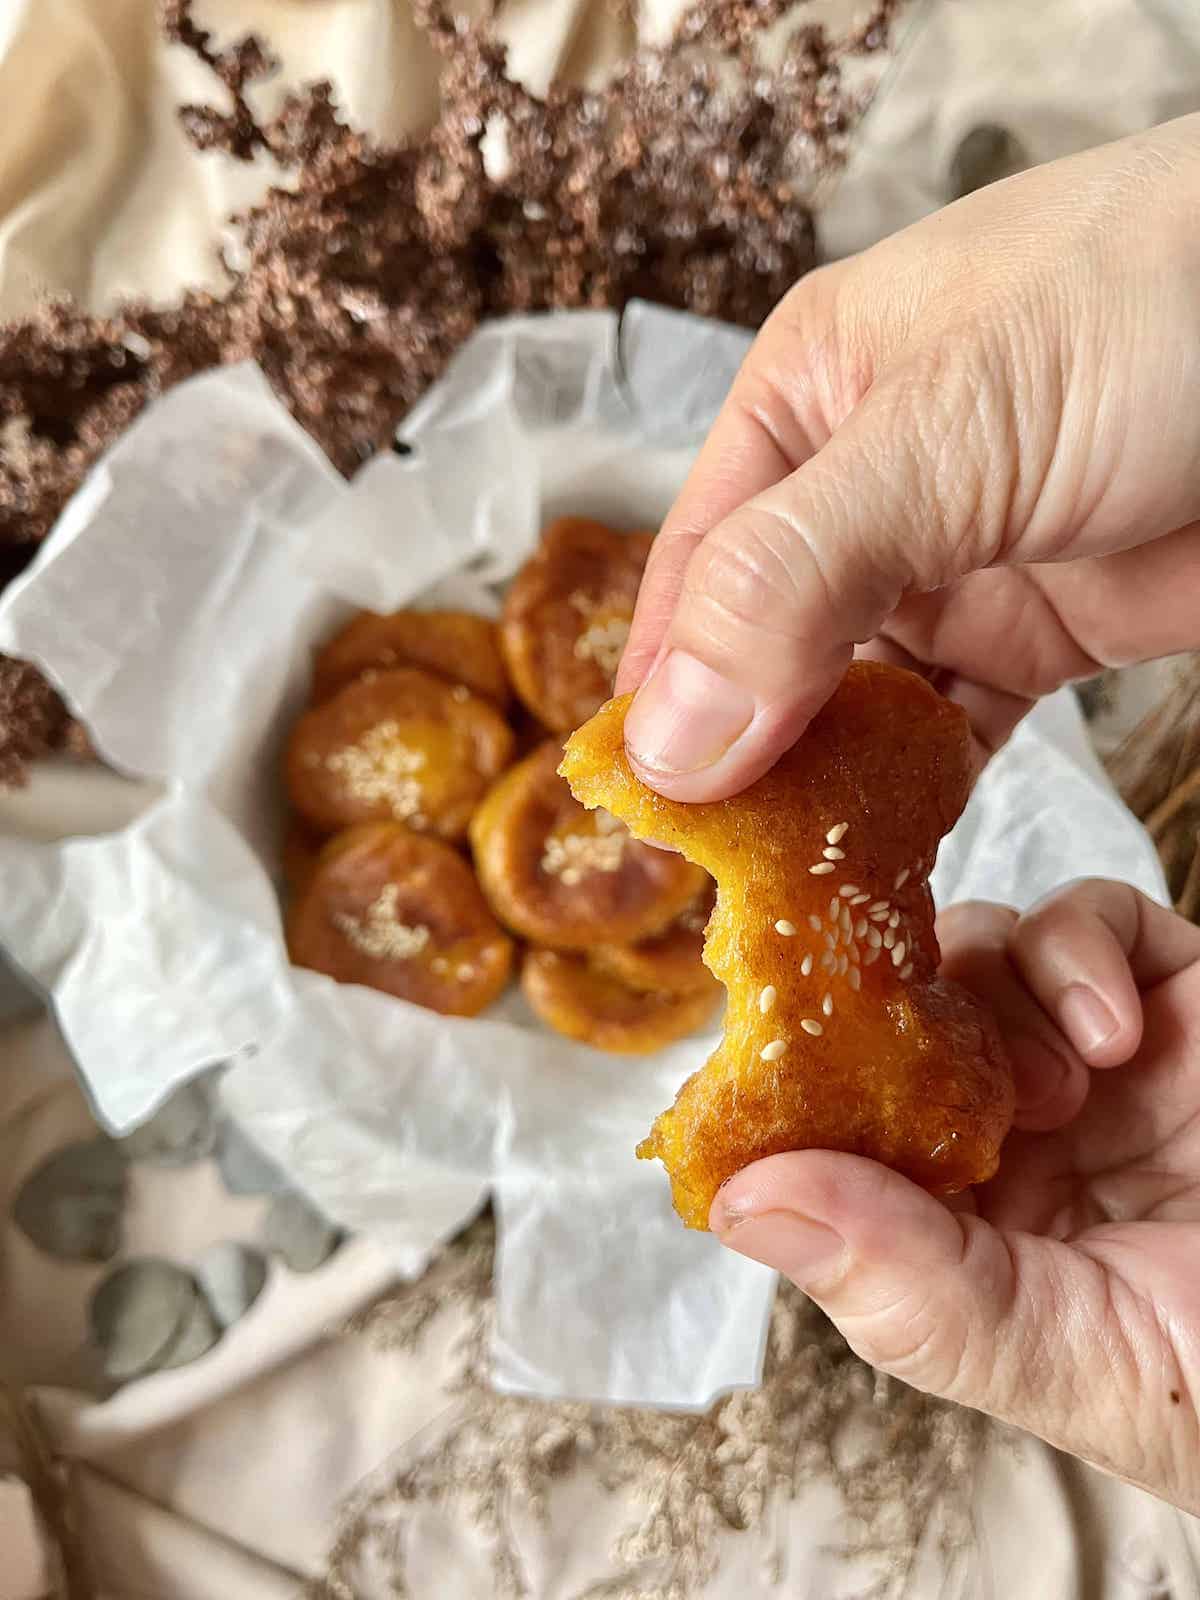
521, 948, 721, 1054
589, 882, 717, 996
560, 663, 1015, 1229
287, 822, 513, 1016
499, 518, 653, 732
285, 666, 514, 840
311, 609, 511, 707
470, 740, 708, 949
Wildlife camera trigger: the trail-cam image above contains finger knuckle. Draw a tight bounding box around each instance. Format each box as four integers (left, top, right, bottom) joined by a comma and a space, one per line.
683, 514, 812, 640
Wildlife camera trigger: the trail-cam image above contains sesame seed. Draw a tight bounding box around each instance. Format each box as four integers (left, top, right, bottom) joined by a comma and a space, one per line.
800, 1019, 823, 1036
883, 928, 896, 949
863, 946, 882, 965
775, 919, 797, 936
574, 615, 631, 679
854, 919, 867, 939
760, 1038, 787, 1062
826, 822, 849, 844
451, 684, 471, 703
821, 993, 833, 1016
808, 914, 823, 932
821, 951, 836, 971
836, 953, 848, 975
841, 922, 854, 947
888, 911, 900, 929
822, 845, 845, 860
892, 940, 907, 967
333, 883, 431, 961
850, 893, 870, 906
800, 953, 813, 976
824, 932, 837, 950
848, 967, 862, 991
870, 908, 889, 923
839, 884, 860, 898
849, 944, 860, 964
869, 901, 889, 915
894, 867, 910, 889
899, 963, 913, 980
759, 985, 777, 1014
542, 820, 627, 881
866, 927, 882, 948
839, 905, 852, 931
809, 862, 836, 876
431, 957, 449, 974
829, 899, 840, 920
457, 963, 475, 980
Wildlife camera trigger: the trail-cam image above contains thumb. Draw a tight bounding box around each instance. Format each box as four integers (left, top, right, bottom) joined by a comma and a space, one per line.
620, 357, 1003, 800
710, 1152, 1113, 1449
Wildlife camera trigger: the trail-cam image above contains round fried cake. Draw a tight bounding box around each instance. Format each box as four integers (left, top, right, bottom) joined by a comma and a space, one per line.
560, 664, 1015, 1229
589, 881, 717, 997
499, 517, 653, 732
470, 740, 707, 949
287, 823, 513, 1016
285, 667, 514, 840
521, 949, 721, 1054
311, 608, 510, 707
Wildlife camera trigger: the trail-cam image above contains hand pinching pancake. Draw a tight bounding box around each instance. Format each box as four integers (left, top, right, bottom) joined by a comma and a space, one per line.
560, 663, 1014, 1229
285, 667, 514, 841
287, 823, 513, 1016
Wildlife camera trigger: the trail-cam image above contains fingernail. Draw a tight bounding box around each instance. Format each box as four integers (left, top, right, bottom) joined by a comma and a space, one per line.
625, 651, 754, 776
712, 1205, 845, 1285
1059, 984, 1118, 1056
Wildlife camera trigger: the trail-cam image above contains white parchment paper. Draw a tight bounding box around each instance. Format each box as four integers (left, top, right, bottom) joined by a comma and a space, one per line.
0, 304, 1168, 1408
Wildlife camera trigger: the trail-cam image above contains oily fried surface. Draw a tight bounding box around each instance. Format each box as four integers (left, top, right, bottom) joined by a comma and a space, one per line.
521, 949, 721, 1054
285, 667, 514, 840
311, 609, 511, 707
590, 881, 717, 997
471, 740, 707, 948
287, 823, 513, 1016
499, 518, 653, 732
561, 663, 1015, 1229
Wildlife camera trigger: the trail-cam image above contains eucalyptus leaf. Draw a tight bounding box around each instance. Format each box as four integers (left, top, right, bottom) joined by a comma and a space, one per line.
14, 1140, 128, 1262
260, 1192, 342, 1272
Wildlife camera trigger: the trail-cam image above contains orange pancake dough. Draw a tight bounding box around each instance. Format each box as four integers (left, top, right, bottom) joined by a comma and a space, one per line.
560, 663, 1015, 1229
311, 609, 510, 707
287, 823, 513, 1016
500, 518, 653, 732
521, 949, 721, 1054
470, 740, 708, 949
285, 667, 514, 841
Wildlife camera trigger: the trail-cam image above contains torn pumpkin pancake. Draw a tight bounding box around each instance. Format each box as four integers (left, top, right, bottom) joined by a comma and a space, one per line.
521, 948, 721, 1054
285, 666, 514, 840
470, 739, 708, 948
311, 608, 510, 708
287, 823, 513, 1016
500, 517, 653, 732
560, 663, 1015, 1229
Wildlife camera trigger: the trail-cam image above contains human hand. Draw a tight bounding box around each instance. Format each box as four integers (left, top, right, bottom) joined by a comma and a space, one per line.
710, 880, 1200, 1512
617, 116, 1200, 799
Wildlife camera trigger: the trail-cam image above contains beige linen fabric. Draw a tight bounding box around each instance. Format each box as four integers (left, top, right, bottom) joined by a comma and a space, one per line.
3, 1, 1200, 1595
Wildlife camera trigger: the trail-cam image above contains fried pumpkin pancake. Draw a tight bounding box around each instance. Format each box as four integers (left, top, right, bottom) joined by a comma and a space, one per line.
470, 740, 708, 949
560, 664, 1015, 1229
281, 816, 323, 897
590, 881, 718, 997
311, 608, 510, 707
285, 667, 514, 840
521, 949, 721, 1054
500, 518, 653, 732
287, 823, 513, 1016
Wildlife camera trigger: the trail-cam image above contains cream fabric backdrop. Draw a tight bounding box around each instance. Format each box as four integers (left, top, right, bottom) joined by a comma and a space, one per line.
2, 2, 1200, 1596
